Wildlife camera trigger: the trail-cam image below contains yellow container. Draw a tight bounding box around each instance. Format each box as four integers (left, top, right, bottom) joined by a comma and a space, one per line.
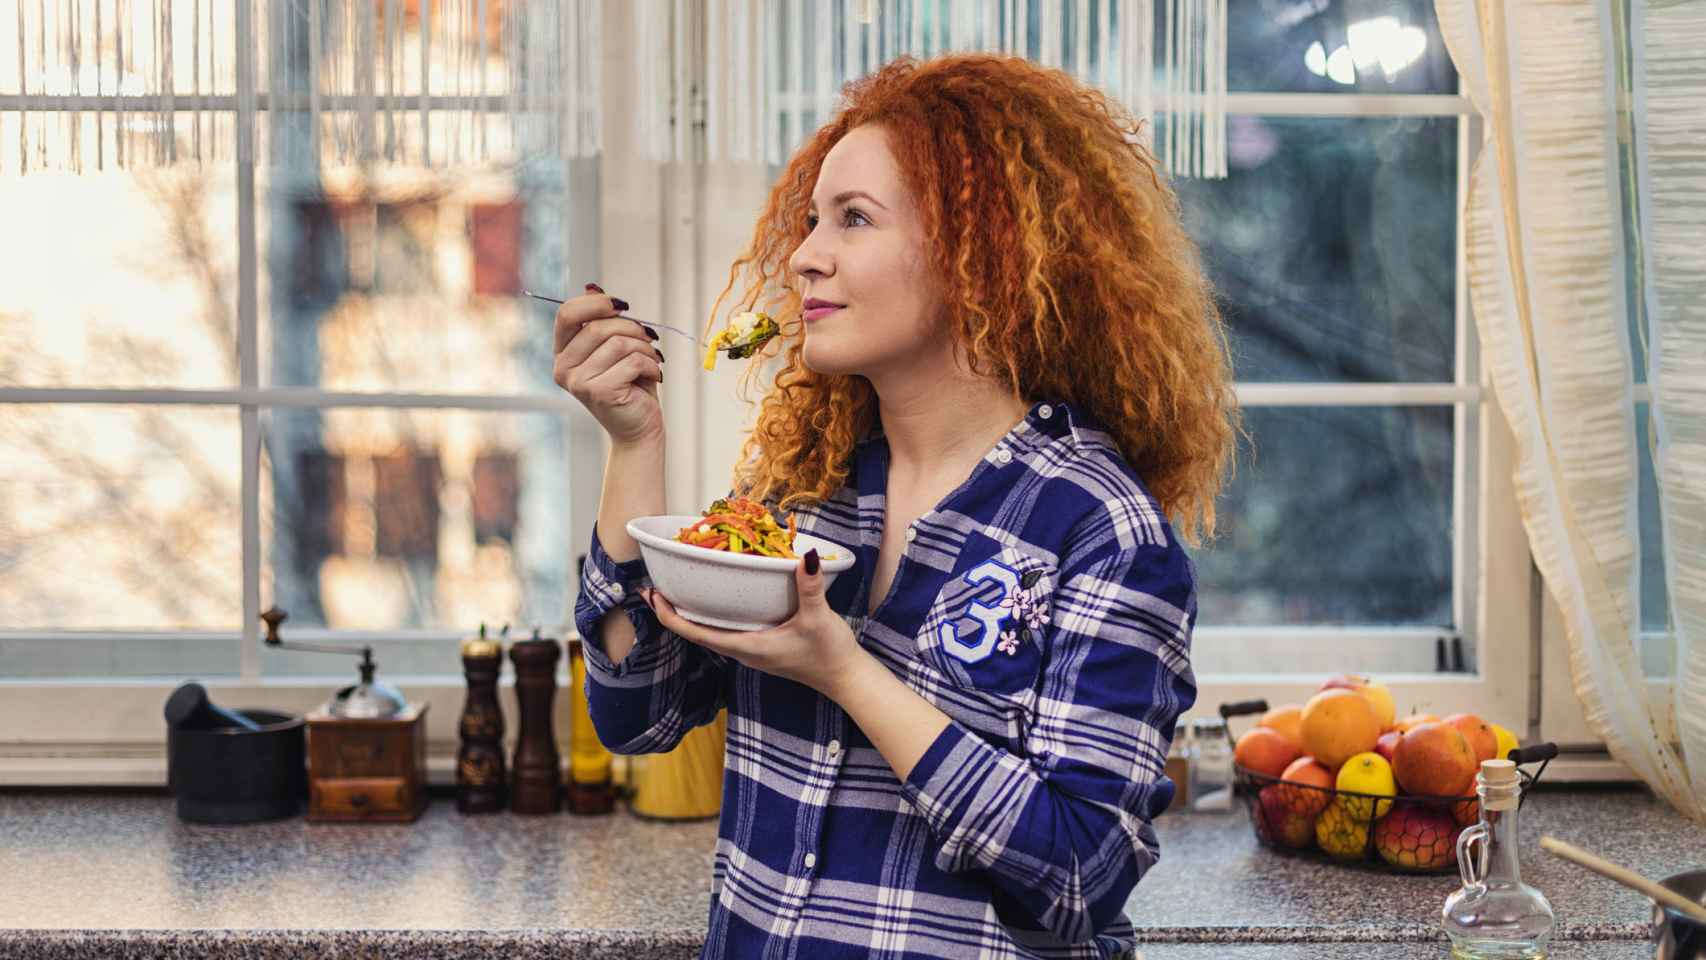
566, 638, 613, 788
628, 708, 727, 821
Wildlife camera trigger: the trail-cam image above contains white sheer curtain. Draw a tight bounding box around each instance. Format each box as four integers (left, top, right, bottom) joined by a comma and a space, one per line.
1633, 0, 1706, 809
3, 0, 601, 173
1437, 0, 1704, 821
631, 0, 1229, 178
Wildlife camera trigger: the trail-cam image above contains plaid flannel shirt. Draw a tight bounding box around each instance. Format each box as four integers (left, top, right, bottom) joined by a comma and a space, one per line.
573, 399, 1197, 960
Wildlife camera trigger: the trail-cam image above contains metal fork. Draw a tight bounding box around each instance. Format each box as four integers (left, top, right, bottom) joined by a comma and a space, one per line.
525, 290, 710, 347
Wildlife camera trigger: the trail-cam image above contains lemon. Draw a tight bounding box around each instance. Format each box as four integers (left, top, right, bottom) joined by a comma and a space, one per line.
1490, 723, 1520, 761
1315, 799, 1371, 860
1334, 751, 1397, 820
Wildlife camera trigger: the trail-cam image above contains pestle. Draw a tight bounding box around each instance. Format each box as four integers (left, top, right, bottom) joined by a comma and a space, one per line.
164, 682, 264, 731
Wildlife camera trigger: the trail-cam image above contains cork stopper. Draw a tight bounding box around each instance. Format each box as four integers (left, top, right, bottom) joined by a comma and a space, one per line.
1479, 758, 1519, 784
1479, 758, 1521, 811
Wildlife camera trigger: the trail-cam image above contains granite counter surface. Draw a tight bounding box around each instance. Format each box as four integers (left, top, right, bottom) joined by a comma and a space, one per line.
1, 786, 1692, 958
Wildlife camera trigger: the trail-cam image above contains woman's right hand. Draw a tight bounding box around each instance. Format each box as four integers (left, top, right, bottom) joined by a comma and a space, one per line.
552, 284, 667, 447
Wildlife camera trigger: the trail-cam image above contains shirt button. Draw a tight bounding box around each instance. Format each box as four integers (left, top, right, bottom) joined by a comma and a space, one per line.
826, 739, 841, 758
904, 526, 917, 543
803, 852, 817, 869
1038, 404, 1054, 419
995, 446, 1014, 465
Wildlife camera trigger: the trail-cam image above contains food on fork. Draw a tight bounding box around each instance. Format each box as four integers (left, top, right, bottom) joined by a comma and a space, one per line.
675, 497, 801, 558
702, 311, 780, 370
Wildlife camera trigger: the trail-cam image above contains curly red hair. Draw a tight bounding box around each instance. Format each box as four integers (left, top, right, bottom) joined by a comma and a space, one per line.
713, 54, 1239, 545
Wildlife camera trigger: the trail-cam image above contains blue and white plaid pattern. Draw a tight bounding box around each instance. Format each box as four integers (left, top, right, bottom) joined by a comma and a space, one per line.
574, 400, 1197, 960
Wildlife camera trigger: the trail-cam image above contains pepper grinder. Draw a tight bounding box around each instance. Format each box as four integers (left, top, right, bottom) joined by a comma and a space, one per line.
508, 627, 562, 814
456, 623, 508, 814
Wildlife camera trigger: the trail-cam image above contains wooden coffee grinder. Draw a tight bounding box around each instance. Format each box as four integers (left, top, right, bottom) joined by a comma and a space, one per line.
260, 607, 429, 822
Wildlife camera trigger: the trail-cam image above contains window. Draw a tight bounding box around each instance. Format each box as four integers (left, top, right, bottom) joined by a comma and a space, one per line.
0, 2, 602, 763
8, 0, 1632, 778
1156, 0, 1488, 688
748, 0, 1522, 719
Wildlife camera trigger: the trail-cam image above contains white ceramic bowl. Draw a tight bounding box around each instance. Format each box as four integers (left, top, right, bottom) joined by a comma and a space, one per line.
625, 515, 857, 631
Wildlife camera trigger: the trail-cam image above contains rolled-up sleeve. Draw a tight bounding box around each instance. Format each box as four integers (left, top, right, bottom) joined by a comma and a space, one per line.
898, 533, 1198, 944
572, 522, 731, 755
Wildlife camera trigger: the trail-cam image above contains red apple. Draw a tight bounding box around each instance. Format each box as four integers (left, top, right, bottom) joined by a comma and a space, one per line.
1256, 785, 1317, 849
1374, 805, 1459, 871
1375, 730, 1401, 764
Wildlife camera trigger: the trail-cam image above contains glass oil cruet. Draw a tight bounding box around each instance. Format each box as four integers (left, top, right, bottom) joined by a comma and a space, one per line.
1443, 758, 1556, 959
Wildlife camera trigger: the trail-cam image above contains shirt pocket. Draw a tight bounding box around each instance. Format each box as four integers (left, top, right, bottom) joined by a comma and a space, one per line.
917, 546, 1054, 698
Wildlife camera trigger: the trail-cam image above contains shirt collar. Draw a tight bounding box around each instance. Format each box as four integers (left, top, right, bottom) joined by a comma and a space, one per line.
856, 399, 1084, 451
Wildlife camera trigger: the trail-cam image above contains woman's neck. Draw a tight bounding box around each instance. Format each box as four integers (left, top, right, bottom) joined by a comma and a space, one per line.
875, 377, 1029, 491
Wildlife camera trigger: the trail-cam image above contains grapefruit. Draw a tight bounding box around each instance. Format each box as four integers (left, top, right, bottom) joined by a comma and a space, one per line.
1320, 674, 1397, 729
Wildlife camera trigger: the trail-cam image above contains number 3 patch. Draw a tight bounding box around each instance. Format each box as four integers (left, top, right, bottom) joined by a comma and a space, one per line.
937, 558, 1051, 665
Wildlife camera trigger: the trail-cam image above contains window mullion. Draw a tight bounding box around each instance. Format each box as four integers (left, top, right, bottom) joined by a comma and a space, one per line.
1453, 109, 1481, 654
236, 3, 261, 683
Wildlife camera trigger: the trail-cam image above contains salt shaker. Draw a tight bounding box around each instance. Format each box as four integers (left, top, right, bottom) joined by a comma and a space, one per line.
1189, 716, 1233, 812
1163, 718, 1192, 812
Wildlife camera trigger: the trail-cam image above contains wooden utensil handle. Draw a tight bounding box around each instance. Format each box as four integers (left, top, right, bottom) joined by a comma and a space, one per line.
1540, 835, 1706, 924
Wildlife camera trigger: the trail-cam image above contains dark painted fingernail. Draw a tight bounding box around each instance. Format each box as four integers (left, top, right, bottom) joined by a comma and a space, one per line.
804, 549, 820, 575
585, 282, 605, 293
644, 327, 660, 340
611, 297, 630, 312
654, 349, 666, 364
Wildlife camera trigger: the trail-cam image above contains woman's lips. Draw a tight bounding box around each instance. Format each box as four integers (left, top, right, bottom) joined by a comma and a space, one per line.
804, 305, 842, 322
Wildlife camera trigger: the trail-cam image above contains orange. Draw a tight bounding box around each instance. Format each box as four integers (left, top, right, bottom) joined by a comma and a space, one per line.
1235, 727, 1303, 779
1300, 689, 1382, 771
1258, 704, 1305, 749
1393, 713, 1441, 734
1277, 756, 1334, 817
1444, 713, 1498, 765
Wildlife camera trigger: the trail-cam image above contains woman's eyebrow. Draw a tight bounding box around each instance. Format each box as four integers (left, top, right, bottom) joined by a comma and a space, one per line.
808, 190, 888, 212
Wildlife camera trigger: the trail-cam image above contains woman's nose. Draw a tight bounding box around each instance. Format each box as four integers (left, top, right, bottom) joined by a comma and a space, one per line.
789, 233, 831, 279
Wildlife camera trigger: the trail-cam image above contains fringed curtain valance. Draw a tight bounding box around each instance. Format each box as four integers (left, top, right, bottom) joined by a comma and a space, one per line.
5, 0, 1225, 177
3, 0, 600, 172
633, 0, 1228, 177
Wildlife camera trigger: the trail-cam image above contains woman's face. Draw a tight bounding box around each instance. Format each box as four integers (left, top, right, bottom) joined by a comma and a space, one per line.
788, 124, 947, 380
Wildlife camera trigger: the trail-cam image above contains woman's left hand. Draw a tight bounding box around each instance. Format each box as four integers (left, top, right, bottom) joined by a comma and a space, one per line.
642, 549, 873, 700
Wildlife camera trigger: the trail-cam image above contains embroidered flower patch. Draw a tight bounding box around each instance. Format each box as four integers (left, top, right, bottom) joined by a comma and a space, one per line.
995, 569, 1050, 656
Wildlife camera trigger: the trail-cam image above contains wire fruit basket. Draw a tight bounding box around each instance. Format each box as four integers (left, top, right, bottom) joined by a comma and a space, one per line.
1218, 699, 1557, 874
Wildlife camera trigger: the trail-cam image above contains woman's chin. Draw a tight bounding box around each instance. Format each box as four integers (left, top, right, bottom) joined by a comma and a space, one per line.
802, 338, 861, 377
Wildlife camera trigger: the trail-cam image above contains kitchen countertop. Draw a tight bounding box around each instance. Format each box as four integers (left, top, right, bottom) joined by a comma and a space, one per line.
0, 786, 1691, 958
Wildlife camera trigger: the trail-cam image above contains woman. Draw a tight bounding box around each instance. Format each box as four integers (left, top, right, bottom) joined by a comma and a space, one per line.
560, 54, 1237, 960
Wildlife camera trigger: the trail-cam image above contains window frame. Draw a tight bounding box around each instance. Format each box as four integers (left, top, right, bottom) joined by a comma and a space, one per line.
5, 7, 1631, 784
0, 8, 606, 779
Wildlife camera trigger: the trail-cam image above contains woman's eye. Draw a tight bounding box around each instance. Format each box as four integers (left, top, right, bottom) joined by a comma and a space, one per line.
805, 214, 819, 231
842, 207, 869, 227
